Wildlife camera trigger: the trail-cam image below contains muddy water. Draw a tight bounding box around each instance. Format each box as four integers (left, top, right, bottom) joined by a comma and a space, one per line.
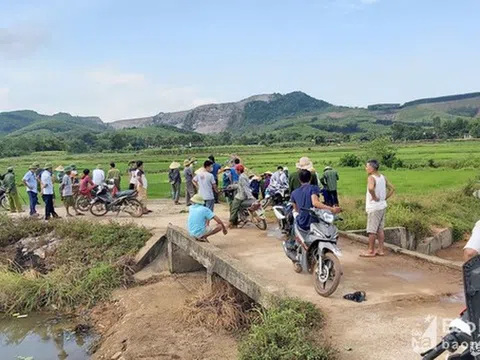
0, 314, 95, 360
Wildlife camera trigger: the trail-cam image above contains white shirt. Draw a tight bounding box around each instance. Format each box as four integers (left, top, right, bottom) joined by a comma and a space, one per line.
465, 221, 480, 253
365, 174, 387, 213
41, 170, 54, 195
92, 169, 105, 186
136, 170, 148, 189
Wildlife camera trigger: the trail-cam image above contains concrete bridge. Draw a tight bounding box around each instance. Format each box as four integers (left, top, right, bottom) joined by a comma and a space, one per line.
81, 200, 464, 360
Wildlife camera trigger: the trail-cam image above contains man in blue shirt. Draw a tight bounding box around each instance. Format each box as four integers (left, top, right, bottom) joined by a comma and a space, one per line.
22, 164, 39, 216
291, 170, 341, 232
208, 155, 222, 204
187, 194, 228, 242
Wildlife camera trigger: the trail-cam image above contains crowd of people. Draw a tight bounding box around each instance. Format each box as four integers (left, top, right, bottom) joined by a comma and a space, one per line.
0, 160, 153, 220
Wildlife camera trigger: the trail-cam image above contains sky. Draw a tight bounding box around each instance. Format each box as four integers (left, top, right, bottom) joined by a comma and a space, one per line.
0, 0, 479, 122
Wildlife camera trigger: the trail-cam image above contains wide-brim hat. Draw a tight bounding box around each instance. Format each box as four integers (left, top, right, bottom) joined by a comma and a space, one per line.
96, 164, 103, 169
296, 157, 314, 171
32, 162, 40, 168
169, 161, 181, 169
45, 163, 53, 169
191, 194, 205, 205
263, 171, 273, 175
64, 166, 73, 172
324, 166, 332, 171
55, 165, 64, 172
7, 166, 13, 172
183, 159, 191, 166
29, 164, 38, 170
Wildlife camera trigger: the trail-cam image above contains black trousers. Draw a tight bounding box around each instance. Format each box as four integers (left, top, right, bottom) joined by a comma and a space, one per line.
42, 194, 56, 219
325, 190, 339, 206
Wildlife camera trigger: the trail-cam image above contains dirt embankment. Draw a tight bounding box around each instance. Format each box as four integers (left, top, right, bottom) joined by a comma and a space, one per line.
91, 273, 239, 360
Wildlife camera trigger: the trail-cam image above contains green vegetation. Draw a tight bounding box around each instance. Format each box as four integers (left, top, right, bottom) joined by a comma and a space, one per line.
239, 298, 334, 360
0, 217, 151, 313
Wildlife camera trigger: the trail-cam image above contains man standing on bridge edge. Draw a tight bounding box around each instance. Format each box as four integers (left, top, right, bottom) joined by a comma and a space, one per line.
361, 159, 395, 258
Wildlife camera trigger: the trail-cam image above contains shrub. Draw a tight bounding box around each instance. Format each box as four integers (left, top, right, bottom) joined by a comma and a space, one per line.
238, 298, 335, 360
339, 153, 361, 167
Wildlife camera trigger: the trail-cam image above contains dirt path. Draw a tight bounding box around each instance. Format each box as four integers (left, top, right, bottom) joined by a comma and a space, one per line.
9, 201, 465, 359
92, 273, 238, 360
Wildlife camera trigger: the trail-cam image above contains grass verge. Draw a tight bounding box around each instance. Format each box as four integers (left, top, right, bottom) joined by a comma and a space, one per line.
338, 180, 480, 241
0, 216, 151, 313
184, 281, 335, 359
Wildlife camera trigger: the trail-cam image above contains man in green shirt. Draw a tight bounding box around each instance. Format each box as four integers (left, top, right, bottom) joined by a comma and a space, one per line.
4, 167, 23, 213
321, 166, 340, 206
289, 157, 319, 193
107, 162, 121, 191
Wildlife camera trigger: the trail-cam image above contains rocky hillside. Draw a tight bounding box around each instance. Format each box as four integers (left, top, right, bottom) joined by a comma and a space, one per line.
111, 92, 331, 134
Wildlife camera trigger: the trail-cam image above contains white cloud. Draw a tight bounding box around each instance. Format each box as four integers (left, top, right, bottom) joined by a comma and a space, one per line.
0, 24, 49, 59
0, 66, 213, 122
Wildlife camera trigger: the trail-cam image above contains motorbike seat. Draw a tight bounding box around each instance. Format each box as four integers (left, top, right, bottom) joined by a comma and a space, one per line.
115, 190, 136, 198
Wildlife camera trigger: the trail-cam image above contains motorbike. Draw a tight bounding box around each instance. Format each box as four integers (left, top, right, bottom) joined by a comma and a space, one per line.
261, 188, 290, 209
0, 186, 9, 210
90, 183, 143, 218
222, 187, 267, 230
238, 199, 267, 230
282, 207, 342, 297
273, 200, 294, 235
420, 308, 473, 359
421, 255, 480, 359
75, 186, 99, 212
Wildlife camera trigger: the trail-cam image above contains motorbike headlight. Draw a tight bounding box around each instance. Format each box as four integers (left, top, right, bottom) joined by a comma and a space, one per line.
322, 213, 335, 224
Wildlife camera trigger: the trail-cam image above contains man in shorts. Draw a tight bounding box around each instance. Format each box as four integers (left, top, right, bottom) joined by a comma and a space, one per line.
61, 167, 82, 217
361, 159, 395, 257
187, 194, 227, 242
464, 221, 480, 262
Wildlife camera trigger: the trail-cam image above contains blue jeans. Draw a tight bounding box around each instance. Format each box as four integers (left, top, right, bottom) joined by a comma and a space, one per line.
204, 199, 215, 211
27, 191, 38, 215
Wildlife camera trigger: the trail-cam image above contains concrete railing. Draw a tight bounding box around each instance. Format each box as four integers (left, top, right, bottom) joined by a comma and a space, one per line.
165, 224, 285, 307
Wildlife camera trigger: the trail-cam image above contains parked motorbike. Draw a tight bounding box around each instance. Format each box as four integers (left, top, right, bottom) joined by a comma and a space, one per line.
420, 308, 473, 359
282, 208, 342, 297
90, 184, 143, 218
0, 186, 9, 210
75, 186, 99, 212
261, 188, 290, 209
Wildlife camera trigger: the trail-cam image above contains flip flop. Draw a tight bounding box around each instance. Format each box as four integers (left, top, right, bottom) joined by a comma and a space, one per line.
359, 252, 376, 258
376, 252, 385, 256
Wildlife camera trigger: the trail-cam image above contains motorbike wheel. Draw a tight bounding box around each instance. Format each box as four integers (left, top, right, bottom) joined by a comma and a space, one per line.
124, 199, 143, 218
253, 215, 267, 230
76, 195, 91, 212
90, 200, 108, 217
313, 252, 342, 297
0, 196, 9, 211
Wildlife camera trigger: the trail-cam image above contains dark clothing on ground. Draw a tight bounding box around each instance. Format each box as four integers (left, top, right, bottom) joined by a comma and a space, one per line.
291, 184, 321, 231
289, 170, 319, 193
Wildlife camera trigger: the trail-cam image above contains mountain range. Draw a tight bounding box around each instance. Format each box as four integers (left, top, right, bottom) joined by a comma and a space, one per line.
1, 91, 480, 138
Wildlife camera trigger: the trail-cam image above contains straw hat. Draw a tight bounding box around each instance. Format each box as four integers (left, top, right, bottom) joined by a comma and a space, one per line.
296, 157, 314, 171
191, 194, 205, 205
183, 159, 191, 167
45, 163, 53, 169
263, 171, 273, 176
55, 165, 64, 172
64, 166, 73, 173
324, 166, 332, 171
169, 161, 181, 170
29, 164, 38, 170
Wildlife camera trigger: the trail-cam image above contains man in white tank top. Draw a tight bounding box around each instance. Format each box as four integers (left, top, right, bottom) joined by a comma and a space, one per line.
360, 159, 395, 257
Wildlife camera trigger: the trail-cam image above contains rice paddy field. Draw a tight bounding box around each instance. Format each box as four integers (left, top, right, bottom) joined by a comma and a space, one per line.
1, 140, 479, 199
1, 140, 480, 239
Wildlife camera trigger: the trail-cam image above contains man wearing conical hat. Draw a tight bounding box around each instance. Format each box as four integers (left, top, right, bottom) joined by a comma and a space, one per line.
168, 161, 182, 205
183, 158, 196, 206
